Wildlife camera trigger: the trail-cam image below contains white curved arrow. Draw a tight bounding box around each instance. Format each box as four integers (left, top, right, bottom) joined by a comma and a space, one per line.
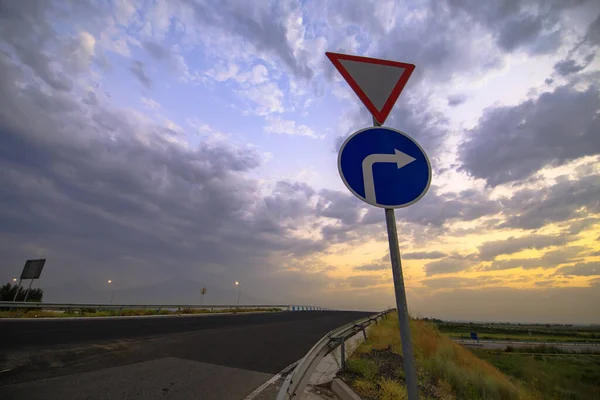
362, 149, 416, 203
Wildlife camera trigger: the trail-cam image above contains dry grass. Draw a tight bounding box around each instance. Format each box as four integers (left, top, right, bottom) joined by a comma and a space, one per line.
379, 379, 408, 400
354, 378, 380, 399
346, 313, 534, 400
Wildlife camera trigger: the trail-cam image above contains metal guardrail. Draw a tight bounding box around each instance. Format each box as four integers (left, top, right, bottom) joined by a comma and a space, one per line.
0, 301, 332, 313
276, 308, 395, 400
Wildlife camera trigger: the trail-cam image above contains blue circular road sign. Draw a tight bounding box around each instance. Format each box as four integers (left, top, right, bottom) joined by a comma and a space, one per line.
338, 127, 431, 208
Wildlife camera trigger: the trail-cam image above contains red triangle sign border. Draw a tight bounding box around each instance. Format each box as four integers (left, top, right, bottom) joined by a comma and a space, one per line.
326, 52, 415, 125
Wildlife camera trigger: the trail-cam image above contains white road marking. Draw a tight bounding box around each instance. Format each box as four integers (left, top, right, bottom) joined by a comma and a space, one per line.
243, 360, 299, 400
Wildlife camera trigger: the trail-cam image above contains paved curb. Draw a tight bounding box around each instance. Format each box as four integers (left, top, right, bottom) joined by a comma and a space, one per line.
331, 378, 362, 400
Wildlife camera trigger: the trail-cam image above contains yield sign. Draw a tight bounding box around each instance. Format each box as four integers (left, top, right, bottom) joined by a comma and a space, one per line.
326, 52, 415, 125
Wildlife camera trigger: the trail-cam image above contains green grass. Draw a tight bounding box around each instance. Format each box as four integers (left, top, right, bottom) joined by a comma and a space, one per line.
342, 313, 530, 400
347, 358, 379, 380
472, 349, 600, 400
438, 322, 600, 343
505, 344, 567, 354
448, 331, 600, 343
0, 307, 282, 318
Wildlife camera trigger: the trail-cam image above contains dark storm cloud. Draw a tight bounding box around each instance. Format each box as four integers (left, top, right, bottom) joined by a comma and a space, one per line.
550, 16, 599, 77
477, 235, 569, 261
353, 264, 388, 271
447, 94, 467, 107
0, 51, 328, 295
500, 174, 600, 230
0, 0, 73, 92
422, 276, 503, 289
447, 0, 589, 54
316, 189, 363, 226
130, 61, 152, 89
143, 41, 172, 60
481, 246, 587, 271
344, 275, 386, 288
263, 181, 316, 220
360, 187, 499, 230
460, 81, 600, 186
402, 251, 447, 260
535, 280, 554, 287
317, 184, 502, 247
555, 262, 600, 277
400, 188, 501, 227
567, 218, 600, 234
322, 0, 548, 158
553, 56, 594, 76
183, 0, 313, 79
584, 14, 600, 45
424, 253, 479, 276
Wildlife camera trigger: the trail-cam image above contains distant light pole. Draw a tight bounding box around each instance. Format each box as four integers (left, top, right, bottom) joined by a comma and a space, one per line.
108, 280, 115, 304
200, 287, 207, 305
235, 281, 241, 307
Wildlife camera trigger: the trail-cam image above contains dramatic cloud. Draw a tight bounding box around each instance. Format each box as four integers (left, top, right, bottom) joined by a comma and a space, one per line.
500, 174, 600, 230
482, 246, 588, 271
0, 0, 598, 320
130, 61, 152, 88
424, 254, 478, 276
422, 276, 504, 289
343, 275, 386, 288
555, 262, 600, 277
184, 0, 314, 79
447, 94, 467, 107
460, 81, 600, 186
478, 235, 569, 261
553, 55, 595, 76
403, 251, 447, 260
0, 53, 327, 300
353, 264, 388, 272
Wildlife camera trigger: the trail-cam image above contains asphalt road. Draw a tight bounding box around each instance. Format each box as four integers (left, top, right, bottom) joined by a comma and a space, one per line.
0, 310, 371, 399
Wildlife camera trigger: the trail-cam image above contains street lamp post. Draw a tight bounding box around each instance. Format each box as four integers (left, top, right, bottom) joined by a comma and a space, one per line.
235, 281, 241, 308
200, 287, 207, 305
108, 280, 115, 304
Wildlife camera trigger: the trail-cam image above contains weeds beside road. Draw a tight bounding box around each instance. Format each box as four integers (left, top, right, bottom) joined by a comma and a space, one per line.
473, 349, 600, 400
340, 314, 599, 400
439, 321, 600, 343
340, 312, 529, 400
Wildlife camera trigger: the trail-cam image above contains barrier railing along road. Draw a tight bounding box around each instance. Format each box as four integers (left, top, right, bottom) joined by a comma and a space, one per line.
0, 301, 332, 313
277, 308, 395, 400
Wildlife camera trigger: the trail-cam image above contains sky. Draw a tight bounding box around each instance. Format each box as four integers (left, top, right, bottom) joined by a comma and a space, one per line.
0, 0, 599, 323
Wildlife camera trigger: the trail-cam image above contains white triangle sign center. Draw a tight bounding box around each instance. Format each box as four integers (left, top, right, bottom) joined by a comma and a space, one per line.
326, 52, 415, 125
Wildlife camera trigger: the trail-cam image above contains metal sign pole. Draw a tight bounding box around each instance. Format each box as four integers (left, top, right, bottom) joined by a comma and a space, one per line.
384, 208, 419, 399
23, 278, 35, 302
374, 117, 419, 400
12, 278, 23, 302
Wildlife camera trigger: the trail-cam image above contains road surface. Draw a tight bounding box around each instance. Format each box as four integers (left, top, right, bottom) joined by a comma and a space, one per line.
0, 310, 371, 399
